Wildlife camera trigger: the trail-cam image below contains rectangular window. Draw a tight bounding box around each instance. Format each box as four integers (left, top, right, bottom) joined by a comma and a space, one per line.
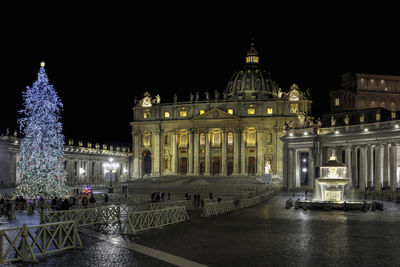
228, 109, 233, 115
247, 108, 255, 115
200, 109, 205, 115
335, 98, 340, 106
267, 108, 273, 115
180, 111, 187, 117
164, 111, 170, 118
143, 109, 150, 118
92, 162, 95, 176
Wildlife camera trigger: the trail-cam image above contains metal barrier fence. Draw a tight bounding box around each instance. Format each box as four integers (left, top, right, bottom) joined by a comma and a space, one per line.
0, 221, 82, 264
121, 206, 190, 234
40, 205, 121, 227
150, 200, 193, 211
201, 200, 236, 217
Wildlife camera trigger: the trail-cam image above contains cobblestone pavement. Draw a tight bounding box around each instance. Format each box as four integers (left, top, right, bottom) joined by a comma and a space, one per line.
4, 196, 400, 266
3, 232, 175, 267
134, 196, 400, 267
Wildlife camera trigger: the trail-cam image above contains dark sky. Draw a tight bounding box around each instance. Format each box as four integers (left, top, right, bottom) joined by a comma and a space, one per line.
1, 5, 399, 147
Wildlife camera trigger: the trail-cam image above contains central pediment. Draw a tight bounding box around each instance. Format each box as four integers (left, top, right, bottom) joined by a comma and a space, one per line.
193, 108, 240, 120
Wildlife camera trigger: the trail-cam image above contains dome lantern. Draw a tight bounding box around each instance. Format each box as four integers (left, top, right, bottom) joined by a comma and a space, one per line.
245, 42, 259, 64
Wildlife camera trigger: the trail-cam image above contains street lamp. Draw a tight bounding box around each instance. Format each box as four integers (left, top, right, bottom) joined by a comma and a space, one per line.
103, 157, 119, 193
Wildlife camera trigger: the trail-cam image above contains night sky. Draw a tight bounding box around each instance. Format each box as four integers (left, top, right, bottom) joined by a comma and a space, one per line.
1, 5, 399, 148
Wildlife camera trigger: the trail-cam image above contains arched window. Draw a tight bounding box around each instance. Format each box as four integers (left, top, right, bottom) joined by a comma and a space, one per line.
228, 132, 233, 145
200, 133, 205, 146
247, 129, 256, 147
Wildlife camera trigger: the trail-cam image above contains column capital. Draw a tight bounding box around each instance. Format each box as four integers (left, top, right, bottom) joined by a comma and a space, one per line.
154, 129, 162, 135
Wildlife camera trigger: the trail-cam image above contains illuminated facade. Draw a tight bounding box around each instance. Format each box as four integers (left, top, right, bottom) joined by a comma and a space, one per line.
0, 134, 132, 187
131, 44, 312, 178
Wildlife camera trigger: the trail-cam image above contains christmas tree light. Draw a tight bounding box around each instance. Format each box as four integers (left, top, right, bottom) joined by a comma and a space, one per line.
13, 62, 70, 199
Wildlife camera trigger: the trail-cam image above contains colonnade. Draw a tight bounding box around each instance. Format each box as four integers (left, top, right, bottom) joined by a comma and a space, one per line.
285, 143, 399, 191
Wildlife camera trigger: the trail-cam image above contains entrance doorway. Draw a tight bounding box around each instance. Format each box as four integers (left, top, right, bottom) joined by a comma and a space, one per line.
227, 161, 233, 175
180, 157, 188, 174
248, 157, 255, 175
200, 161, 205, 175
143, 151, 152, 175
213, 157, 220, 175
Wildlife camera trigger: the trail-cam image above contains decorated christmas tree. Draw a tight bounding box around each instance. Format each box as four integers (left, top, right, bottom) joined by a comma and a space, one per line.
13, 62, 70, 199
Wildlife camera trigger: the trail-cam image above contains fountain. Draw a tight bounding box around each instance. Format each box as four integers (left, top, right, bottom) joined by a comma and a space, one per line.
291, 151, 373, 211
315, 153, 349, 202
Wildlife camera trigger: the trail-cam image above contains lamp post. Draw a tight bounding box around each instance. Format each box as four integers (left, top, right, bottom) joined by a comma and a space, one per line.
103, 157, 119, 194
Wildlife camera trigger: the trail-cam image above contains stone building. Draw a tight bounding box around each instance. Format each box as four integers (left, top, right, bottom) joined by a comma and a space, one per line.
0, 133, 132, 187
131, 44, 312, 178
282, 73, 400, 191
330, 72, 400, 112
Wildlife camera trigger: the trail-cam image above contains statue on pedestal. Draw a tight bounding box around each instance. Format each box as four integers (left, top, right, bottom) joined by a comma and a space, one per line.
376, 110, 381, 122
265, 161, 272, 174
331, 116, 336, 127
344, 114, 350, 125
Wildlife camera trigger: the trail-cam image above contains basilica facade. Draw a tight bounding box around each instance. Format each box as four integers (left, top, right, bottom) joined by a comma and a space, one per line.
131, 44, 312, 178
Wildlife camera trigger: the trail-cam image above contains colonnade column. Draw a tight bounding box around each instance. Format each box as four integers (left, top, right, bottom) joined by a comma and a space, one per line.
390, 144, 398, 191
193, 130, 200, 175
257, 128, 265, 175
309, 148, 315, 188
345, 146, 352, 187
188, 130, 193, 175
133, 130, 140, 178
232, 129, 240, 175
359, 146, 367, 190
383, 144, 390, 188
367, 145, 374, 189
240, 130, 246, 175
351, 146, 358, 188
172, 130, 178, 175
221, 129, 227, 175
205, 130, 211, 176
288, 148, 294, 189
153, 130, 161, 177
374, 144, 382, 190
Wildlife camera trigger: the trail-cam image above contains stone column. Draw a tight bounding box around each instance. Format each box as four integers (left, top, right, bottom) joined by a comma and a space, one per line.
188, 130, 193, 175
288, 148, 294, 189
309, 147, 315, 188
336, 147, 342, 163
374, 144, 382, 190
345, 146, 352, 187
232, 129, 240, 175
133, 130, 140, 178
390, 144, 398, 191
221, 129, 227, 175
257, 128, 265, 175
172, 130, 178, 175
240, 130, 246, 175
383, 144, 390, 188
367, 145, 374, 189
193, 130, 200, 175
153, 130, 161, 177
205, 130, 211, 176
351, 146, 358, 188
359, 145, 367, 190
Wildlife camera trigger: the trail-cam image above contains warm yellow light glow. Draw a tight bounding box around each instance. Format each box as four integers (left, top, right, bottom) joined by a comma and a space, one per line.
246, 55, 259, 63
247, 108, 255, 115
200, 110, 205, 115
290, 103, 298, 114
180, 111, 187, 117
267, 108, 273, 115
228, 109, 233, 115
164, 111, 170, 118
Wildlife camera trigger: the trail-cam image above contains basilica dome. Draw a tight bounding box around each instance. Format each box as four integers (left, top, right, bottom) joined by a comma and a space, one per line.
224, 43, 279, 100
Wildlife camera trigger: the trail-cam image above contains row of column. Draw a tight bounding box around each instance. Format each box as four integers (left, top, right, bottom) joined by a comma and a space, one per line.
326, 144, 398, 191
134, 128, 266, 177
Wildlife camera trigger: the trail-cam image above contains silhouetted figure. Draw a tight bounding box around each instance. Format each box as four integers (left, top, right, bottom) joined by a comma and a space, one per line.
104, 193, 109, 204
51, 198, 57, 210
82, 196, 88, 208
61, 198, 70, 210
209, 192, 213, 200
